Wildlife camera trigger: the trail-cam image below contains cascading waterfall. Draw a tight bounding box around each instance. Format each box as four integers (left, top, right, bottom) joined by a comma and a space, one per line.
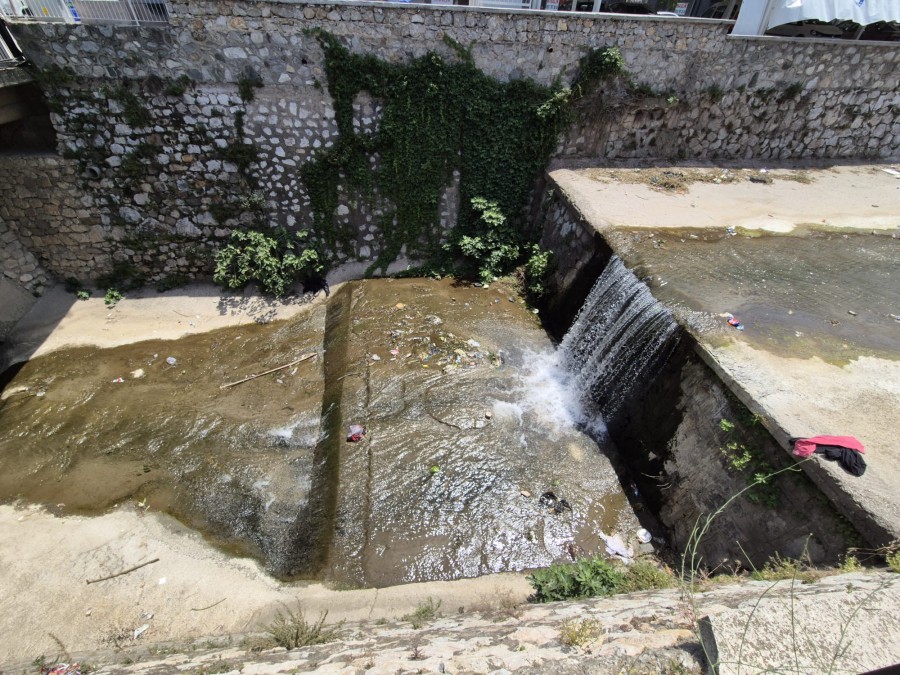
558, 255, 681, 427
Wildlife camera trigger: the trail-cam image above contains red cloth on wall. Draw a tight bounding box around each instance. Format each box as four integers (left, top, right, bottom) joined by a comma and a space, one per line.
792, 435, 866, 458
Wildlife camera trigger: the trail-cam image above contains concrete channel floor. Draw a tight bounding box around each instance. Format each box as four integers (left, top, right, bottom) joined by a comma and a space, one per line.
550, 164, 900, 549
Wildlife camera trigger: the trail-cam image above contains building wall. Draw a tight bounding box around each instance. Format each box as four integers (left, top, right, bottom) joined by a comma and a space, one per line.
1, 1, 897, 287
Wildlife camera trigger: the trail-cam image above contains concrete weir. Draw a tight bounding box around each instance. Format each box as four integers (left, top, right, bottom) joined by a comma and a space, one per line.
540, 164, 900, 554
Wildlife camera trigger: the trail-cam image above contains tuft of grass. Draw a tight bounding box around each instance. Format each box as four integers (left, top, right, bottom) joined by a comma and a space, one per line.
402, 597, 442, 629
266, 604, 342, 650
839, 555, 862, 573
887, 551, 900, 573
619, 560, 676, 593
559, 617, 603, 651
749, 553, 817, 584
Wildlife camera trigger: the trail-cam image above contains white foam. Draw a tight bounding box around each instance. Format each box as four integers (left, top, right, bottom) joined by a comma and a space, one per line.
515, 349, 607, 438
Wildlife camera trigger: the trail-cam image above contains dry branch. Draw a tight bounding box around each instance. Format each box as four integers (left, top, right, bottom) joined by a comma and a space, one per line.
220, 353, 315, 389
86, 558, 159, 584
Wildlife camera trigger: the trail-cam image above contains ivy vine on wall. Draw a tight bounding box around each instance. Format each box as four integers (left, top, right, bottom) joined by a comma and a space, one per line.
301, 31, 625, 281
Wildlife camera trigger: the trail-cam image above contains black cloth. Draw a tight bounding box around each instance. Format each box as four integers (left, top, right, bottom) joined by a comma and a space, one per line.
814, 445, 867, 477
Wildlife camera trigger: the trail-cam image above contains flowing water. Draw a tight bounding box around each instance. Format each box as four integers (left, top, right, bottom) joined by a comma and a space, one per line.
557, 256, 681, 426
0, 277, 650, 586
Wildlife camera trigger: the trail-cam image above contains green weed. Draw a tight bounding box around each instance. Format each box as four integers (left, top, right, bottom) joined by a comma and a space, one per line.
402, 597, 442, 629
886, 551, 900, 573
265, 604, 342, 650
104, 288, 124, 308
559, 617, 603, 651
213, 228, 324, 297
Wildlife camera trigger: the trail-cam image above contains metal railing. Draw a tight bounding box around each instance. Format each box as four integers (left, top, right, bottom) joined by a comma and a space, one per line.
0, 0, 168, 25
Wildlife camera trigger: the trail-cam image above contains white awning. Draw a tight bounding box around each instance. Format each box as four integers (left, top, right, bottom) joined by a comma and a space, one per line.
767, 0, 900, 29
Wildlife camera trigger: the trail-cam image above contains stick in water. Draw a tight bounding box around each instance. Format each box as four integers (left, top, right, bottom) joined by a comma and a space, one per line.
220, 353, 315, 389
86, 558, 160, 584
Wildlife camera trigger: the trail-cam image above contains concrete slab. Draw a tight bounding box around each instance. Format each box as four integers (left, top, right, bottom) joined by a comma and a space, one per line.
550, 165, 900, 547
699, 573, 900, 675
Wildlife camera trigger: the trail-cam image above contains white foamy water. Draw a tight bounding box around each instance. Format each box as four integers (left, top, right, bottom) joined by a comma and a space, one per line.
511, 347, 608, 438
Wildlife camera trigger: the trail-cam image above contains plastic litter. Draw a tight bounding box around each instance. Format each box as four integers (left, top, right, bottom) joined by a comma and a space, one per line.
111, 377, 125, 383
636, 528, 652, 544
347, 424, 367, 442
47, 665, 83, 675
539, 491, 571, 514
599, 532, 634, 562
133, 623, 149, 639
165, 356, 177, 366
723, 312, 745, 331
726, 226, 736, 236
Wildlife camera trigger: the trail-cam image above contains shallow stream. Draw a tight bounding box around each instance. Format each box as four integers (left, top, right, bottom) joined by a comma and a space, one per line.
0, 278, 639, 586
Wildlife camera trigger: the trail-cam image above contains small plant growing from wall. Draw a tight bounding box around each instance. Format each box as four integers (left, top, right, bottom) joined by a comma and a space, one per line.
213, 228, 325, 297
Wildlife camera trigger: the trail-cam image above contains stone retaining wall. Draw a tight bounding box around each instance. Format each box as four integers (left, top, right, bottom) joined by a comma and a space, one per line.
1, 212, 50, 294
1, 1, 897, 288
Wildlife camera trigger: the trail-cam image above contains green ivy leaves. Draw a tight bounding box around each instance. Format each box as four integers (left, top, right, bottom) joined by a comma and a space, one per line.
301, 31, 624, 281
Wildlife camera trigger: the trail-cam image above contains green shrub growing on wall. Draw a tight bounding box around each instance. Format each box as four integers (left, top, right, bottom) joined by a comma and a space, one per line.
301, 32, 625, 277
213, 228, 325, 297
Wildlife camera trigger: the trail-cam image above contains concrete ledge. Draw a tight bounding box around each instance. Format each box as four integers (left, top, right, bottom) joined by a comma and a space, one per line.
699, 573, 900, 675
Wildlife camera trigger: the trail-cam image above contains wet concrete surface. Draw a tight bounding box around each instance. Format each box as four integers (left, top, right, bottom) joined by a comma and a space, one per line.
328, 279, 637, 586
550, 166, 900, 548
615, 228, 900, 364
0, 278, 639, 586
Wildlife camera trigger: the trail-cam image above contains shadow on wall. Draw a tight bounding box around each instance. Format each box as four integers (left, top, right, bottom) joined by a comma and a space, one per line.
0, 82, 56, 152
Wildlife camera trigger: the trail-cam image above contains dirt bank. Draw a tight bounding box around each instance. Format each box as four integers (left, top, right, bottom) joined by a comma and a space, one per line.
0, 503, 531, 665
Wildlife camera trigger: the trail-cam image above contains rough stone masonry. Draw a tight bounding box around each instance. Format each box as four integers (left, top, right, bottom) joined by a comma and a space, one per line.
0, 1, 898, 292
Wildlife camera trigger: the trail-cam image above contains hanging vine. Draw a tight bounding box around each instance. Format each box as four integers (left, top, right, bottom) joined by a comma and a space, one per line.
301, 31, 625, 279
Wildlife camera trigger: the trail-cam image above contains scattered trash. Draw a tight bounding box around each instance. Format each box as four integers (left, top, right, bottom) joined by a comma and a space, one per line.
390, 349, 400, 356
636, 528, 652, 544
130, 368, 145, 379
722, 312, 745, 330
142, 612, 154, 620
47, 664, 83, 675
847, 310, 857, 316
628, 481, 640, 498
467, 339, 480, 348
133, 624, 149, 639
84, 608, 92, 617
539, 491, 571, 514
484, 410, 492, 419
880, 168, 900, 178
429, 465, 441, 474
520, 490, 532, 498
158, 577, 167, 585
111, 377, 125, 383
370, 354, 381, 361
395, 303, 406, 309
599, 532, 634, 562
165, 356, 177, 366
726, 226, 736, 236
347, 424, 367, 442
